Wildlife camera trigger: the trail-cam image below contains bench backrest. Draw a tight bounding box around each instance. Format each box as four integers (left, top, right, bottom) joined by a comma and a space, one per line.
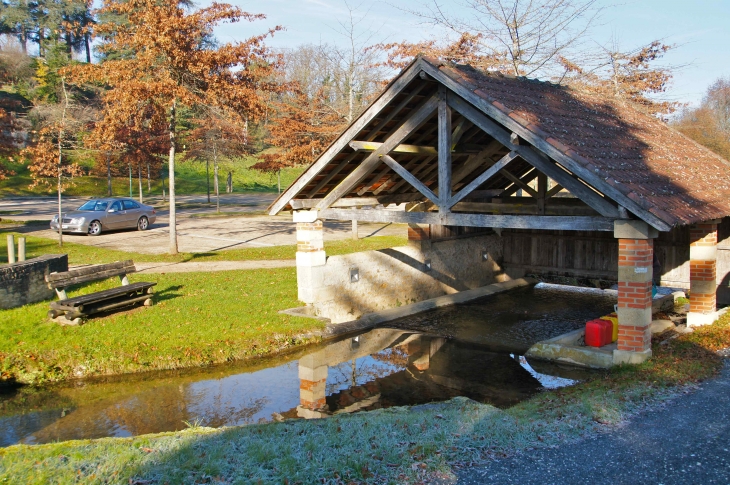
46, 260, 136, 289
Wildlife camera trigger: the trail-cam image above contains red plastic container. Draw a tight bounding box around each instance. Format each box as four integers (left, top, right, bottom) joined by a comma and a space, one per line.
585, 318, 613, 347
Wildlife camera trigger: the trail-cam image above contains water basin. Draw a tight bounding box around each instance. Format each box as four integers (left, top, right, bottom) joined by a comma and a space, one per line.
0, 283, 610, 447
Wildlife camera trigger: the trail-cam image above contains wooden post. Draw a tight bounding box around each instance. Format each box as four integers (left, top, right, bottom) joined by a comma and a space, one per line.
351, 219, 358, 240
18, 237, 25, 262
437, 86, 452, 212
7, 234, 15, 264
537, 173, 547, 215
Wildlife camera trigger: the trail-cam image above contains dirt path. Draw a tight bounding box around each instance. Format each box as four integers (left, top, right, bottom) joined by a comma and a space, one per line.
133, 260, 295, 273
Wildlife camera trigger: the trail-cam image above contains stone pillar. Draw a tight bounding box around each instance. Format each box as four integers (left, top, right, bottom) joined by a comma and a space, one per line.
687, 221, 719, 327
297, 351, 328, 418
294, 210, 326, 304
613, 220, 657, 365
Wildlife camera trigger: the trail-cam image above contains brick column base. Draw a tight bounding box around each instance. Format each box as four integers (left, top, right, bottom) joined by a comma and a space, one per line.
688, 222, 718, 327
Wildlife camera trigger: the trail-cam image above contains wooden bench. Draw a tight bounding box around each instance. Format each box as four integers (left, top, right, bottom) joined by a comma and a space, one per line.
45, 260, 156, 325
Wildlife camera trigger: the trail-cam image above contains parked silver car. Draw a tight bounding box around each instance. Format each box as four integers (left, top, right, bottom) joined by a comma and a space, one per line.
50, 198, 157, 236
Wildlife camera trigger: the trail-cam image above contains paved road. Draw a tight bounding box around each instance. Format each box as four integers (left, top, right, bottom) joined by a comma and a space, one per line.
457, 360, 730, 484
1, 195, 406, 254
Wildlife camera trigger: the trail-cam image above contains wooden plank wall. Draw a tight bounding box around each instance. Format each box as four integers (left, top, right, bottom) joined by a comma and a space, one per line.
502, 217, 730, 304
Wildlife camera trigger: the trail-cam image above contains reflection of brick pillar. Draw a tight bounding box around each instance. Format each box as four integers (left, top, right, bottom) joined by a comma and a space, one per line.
298, 353, 328, 411
688, 221, 719, 327
613, 220, 655, 365
294, 210, 326, 304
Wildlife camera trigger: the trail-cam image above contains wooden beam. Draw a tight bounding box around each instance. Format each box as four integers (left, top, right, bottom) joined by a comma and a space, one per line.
421, 62, 670, 229
373, 155, 434, 195
350, 141, 438, 155
451, 140, 504, 187
381, 154, 439, 203
500, 168, 538, 197
546, 183, 564, 198
291, 193, 424, 209
317, 95, 439, 210
445, 92, 621, 219
500, 169, 538, 197
537, 173, 547, 215
451, 201, 598, 216
447, 151, 518, 208
438, 86, 452, 210
319, 208, 615, 231
305, 153, 358, 198
269, 60, 425, 215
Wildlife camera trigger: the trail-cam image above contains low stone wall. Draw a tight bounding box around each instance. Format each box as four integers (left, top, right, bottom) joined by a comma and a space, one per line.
0, 254, 68, 309
312, 234, 505, 323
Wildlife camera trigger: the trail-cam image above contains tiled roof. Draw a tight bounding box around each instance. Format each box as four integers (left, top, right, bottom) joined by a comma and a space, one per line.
425, 57, 730, 227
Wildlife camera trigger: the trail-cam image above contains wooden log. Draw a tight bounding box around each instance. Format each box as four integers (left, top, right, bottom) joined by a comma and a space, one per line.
84, 293, 153, 315
350, 141, 437, 155
46, 260, 136, 287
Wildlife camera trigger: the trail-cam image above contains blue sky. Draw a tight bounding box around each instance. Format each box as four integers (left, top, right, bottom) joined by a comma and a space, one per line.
212, 0, 730, 107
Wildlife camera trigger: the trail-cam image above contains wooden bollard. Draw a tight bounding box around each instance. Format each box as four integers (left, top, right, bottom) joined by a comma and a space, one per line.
18, 237, 26, 262
6, 234, 15, 264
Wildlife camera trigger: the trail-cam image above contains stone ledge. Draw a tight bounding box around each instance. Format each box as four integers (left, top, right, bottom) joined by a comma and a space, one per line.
313, 277, 538, 339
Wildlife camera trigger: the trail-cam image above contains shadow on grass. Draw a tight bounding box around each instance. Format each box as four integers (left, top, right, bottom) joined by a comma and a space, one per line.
151, 285, 184, 304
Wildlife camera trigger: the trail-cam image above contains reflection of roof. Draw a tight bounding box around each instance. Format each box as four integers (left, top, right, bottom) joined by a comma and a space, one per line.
271, 56, 730, 229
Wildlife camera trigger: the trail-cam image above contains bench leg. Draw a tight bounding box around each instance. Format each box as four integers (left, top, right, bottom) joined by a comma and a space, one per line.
144, 298, 153, 307
51, 313, 84, 326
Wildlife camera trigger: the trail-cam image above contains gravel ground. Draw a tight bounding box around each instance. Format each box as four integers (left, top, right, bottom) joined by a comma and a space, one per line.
457, 359, 730, 485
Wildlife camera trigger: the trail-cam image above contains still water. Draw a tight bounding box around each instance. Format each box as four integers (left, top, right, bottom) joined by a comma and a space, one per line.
0, 283, 614, 447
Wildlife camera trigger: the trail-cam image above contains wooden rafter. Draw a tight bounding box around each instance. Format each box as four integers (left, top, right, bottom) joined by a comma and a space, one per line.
437, 86, 452, 211
381, 155, 439, 203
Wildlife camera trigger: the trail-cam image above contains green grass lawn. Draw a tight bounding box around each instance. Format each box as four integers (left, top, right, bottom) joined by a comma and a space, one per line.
0, 230, 408, 265
1, 314, 727, 484
0, 268, 322, 385
0, 155, 305, 197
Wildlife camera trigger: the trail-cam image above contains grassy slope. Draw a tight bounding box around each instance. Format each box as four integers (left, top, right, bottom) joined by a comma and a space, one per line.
0, 156, 305, 196
1, 314, 726, 484
0, 229, 406, 383
0, 268, 321, 384
0, 231, 408, 265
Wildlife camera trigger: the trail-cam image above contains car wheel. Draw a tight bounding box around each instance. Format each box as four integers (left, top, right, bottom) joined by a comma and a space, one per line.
137, 216, 149, 231
88, 220, 102, 236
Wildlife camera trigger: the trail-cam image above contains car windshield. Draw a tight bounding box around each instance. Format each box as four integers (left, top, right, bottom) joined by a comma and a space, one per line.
78, 201, 109, 212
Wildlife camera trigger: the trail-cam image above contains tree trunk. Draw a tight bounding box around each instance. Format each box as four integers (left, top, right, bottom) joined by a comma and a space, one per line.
147, 163, 151, 191
138, 163, 143, 203
169, 101, 178, 254
57, 79, 69, 248
107, 154, 112, 196
206, 159, 210, 203
85, 33, 91, 63
213, 144, 220, 213
277, 169, 281, 194
129, 163, 132, 198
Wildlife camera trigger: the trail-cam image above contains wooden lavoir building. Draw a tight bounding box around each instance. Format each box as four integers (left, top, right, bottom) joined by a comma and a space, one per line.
270, 56, 730, 365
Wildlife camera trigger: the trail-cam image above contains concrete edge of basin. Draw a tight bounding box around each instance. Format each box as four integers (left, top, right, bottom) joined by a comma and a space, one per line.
525, 329, 616, 369
287, 277, 539, 340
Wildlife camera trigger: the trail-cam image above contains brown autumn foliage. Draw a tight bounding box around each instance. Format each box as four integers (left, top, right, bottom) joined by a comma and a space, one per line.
559, 41, 678, 115
252, 86, 346, 173
673, 77, 730, 161
21, 122, 83, 190
68, 0, 282, 168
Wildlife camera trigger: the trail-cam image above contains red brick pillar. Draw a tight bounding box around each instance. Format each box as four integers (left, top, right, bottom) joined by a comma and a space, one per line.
688, 221, 719, 327
614, 220, 656, 365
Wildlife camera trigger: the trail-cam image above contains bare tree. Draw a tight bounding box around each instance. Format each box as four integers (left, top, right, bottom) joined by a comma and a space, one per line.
408, 0, 602, 77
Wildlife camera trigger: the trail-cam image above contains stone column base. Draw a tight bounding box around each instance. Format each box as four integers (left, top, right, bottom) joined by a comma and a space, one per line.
687, 312, 718, 328
613, 348, 652, 365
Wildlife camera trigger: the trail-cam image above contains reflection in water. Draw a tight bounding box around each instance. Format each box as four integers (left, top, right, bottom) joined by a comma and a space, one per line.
1, 283, 609, 447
